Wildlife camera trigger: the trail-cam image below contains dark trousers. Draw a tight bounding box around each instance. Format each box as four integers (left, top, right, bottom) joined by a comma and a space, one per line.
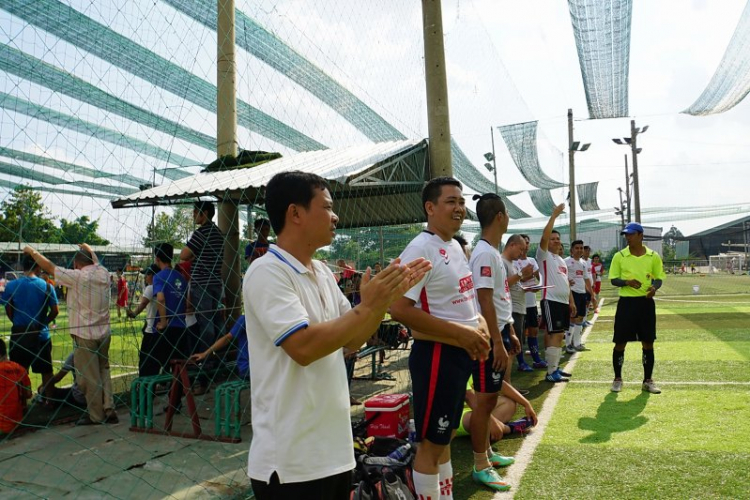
139, 326, 188, 377
250, 471, 352, 500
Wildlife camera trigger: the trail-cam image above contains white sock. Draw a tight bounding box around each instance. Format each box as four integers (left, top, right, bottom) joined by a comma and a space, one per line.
564, 329, 572, 346
546, 346, 558, 374
573, 324, 583, 347
438, 461, 454, 500
413, 470, 440, 500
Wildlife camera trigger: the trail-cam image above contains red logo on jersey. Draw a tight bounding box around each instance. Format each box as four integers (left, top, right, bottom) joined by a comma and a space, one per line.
458, 275, 474, 293
558, 266, 568, 275
439, 248, 450, 264
480, 266, 492, 277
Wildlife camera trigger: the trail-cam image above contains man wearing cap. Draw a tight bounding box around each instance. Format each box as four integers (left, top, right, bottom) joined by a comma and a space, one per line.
609, 222, 666, 394
127, 264, 161, 376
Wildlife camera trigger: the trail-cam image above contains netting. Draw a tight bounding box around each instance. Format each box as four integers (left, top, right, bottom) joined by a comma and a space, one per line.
682, 0, 750, 116
567, 0, 632, 119
528, 188, 556, 216
577, 181, 600, 211
497, 121, 566, 189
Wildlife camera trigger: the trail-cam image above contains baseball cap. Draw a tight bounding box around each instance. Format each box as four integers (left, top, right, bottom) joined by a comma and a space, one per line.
621, 222, 644, 235
141, 263, 160, 275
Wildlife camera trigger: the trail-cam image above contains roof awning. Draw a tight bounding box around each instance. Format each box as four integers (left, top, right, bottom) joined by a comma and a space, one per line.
112, 140, 431, 228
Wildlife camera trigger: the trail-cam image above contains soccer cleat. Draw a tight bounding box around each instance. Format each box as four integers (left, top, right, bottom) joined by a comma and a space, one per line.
611, 379, 623, 392
507, 417, 534, 434
574, 344, 588, 352
565, 344, 576, 354
532, 360, 548, 370
545, 371, 569, 383
472, 466, 511, 491
488, 450, 515, 467
583, 320, 592, 327
517, 362, 533, 372
642, 380, 662, 394
555, 369, 572, 378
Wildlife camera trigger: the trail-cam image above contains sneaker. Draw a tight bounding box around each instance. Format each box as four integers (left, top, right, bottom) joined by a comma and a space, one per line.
488, 451, 515, 467
555, 369, 572, 378
532, 360, 548, 370
574, 344, 588, 352
472, 466, 511, 491
642, 380, 662, 394
507, 417, 534, 434
517, 362, 533, 373
611, 379, 623, 392
565, 344, 576, 354
583, 320, 592, 327
545, 371, 568, 383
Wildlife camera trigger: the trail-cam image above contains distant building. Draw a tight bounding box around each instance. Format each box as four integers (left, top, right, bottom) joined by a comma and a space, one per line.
0, 243, 153, 276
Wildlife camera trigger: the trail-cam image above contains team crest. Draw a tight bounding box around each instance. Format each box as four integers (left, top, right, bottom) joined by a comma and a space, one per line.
439, 248, 450, 265
480, 266, 492, 277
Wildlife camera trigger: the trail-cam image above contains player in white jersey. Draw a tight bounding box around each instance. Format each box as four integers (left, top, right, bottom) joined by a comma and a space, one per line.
536, 204, 576, 383
582, 245, 596, 320
391, 177, 491, 500
516, 234, 546, 369
565, 241, 594, 353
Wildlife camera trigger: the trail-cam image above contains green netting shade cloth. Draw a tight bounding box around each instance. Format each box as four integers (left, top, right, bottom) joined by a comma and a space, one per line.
682, 1, 750, 115
529, 189, 556, 216
577, 181, 600, 211
0, 179, 115, 200
497, 121, 565, 190
568, 0, 632, 119
3, 0, 324, 152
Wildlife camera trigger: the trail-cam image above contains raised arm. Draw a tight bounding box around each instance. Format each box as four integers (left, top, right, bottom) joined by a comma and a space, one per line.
539, 204, 565, 252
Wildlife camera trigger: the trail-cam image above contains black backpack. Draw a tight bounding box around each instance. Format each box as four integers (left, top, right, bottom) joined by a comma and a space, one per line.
351, 438, 416, 500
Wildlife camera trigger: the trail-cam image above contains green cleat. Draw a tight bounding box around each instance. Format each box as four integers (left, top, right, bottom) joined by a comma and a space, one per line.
472, 466, 511, 491
488, 450, 515, 467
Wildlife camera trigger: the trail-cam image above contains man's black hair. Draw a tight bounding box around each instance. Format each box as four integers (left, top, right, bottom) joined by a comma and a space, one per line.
194, 200, 215, 220
154, 242, 174, 264
571, 240, 584, 248
551, 230, 560, 236
265, 171, 330, 235
583, 245, 591, 251
472, 193, 507, 228
520, 233, 530, 241
22, 254, 37, 272
254, 218, 271, 231
422, 177, 462, 217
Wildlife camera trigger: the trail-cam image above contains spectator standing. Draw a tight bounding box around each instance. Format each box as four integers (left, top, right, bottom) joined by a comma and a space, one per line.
24, 243, 116, 425
0, 339, 31, 434
0, 255, 58, 400
245, 218, 272, 266
115, 268, 128, 319
591, 254, 605, 297
126, 264, 161, 376
153, 244, 188, 371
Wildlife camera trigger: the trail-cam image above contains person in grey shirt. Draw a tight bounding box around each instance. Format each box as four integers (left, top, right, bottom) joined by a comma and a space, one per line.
501, 235, 534, 373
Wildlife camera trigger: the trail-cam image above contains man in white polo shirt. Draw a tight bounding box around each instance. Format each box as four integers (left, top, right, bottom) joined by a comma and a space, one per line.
243, 171, 429, 500
564, 240, 594, 353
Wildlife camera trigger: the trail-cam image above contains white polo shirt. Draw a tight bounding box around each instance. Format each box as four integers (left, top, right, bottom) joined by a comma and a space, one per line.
470, 239, 513, 328
565, 256, 591, 294
582, 257, 594, 287
244, 246, 353, 484
399, 231, 479, 328
536, 247, 570, 304
517, 256, 539, 308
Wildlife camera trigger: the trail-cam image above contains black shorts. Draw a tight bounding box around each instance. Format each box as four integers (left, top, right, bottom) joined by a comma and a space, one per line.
410, 340, 471, 445
540, 299, 570, 333
526, 306, 539, 329
9, 329, 53, 374
613, 296, 657, 343
472, 324, 510, 394
572, 292, 587, 320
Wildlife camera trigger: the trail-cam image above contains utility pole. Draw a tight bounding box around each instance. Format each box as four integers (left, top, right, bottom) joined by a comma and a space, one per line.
490, 127, 498, 194
568, 109, 576, 239
624, 154, 631, 222
630, 119, 642, 223
422, 0, 452, 177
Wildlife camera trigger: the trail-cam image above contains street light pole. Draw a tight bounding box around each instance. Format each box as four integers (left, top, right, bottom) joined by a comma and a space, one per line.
567, 109, 591, 241
630, 119, 642, 223
624, 154, 631, 222
490, 126, 498, 194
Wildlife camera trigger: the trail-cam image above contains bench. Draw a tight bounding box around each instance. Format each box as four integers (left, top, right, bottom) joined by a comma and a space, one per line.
214, 379, 250, 440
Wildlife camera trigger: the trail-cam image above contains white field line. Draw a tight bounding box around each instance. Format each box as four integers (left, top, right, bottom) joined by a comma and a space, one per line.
493, 299, 604, 499
570, 380, 750, 386
655, 297, 750, 305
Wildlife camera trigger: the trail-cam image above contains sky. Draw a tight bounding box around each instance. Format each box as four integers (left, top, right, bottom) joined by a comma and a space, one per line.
1, 0, 749, 245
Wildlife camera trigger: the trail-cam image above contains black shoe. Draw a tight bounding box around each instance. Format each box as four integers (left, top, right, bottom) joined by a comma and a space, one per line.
75, 416, 98, 426
104, 412, 119, 424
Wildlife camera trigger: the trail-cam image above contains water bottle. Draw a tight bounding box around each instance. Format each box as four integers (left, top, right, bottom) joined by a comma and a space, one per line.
387, 443, 412, 460
407, 418, 417, 443
360, 455, 402, 467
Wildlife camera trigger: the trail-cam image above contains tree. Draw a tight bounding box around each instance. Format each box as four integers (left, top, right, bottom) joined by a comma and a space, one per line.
662, 225, 683, 262
58, 216, 110, 245
143, 207, 195, 248
0, 186, 60, 243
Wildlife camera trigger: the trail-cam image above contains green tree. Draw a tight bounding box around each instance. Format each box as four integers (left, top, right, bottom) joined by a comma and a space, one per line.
0, 186, 60, 243
58, 216, 110, 245
662, 225, 683, 262
143, 207, 194, 248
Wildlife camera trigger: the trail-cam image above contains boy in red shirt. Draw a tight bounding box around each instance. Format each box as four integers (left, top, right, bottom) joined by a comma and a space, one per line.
0, 339, 32, 434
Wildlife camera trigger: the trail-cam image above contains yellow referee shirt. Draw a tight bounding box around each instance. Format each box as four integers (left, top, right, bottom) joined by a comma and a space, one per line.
609, 246, 666, 297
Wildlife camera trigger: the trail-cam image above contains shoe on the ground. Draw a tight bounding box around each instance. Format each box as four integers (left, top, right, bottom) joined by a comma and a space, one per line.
104, 412, 119, 424
611, 379, 623, 392
555, 369, 572, 378
488, 451, 515, 467
532, 360, 548, 370
507, 417, 534, 434
545, 371, 569, 383
517, 362, 533, 372
583, 320, 592, 327
75, 415, 98, 426
565, 344, 576, 354
574, 344, 588, 352
472, 466, 511, 491
192, 384, 209, 396
517, 389, 530, 396
642, 380, 662, 394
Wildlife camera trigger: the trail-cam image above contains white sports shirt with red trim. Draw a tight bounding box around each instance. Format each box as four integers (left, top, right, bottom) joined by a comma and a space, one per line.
517, 256, 539, 308
469, 239, 513, 327
565, 256, 591, 294
399, 231, 480, 328
536, 247, 570, 304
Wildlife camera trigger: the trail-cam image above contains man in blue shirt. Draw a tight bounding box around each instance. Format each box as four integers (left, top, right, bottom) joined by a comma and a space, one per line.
0, 255, 59, 399
153, 243, 188, 370
245, 218, 271, 266
190, 315, 249, 379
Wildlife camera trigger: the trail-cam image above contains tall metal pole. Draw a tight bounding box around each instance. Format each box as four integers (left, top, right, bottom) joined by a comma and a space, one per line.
217, 0, 241, 324
624, 154, 631, 222
490, 126, 498, 194
630, 119, 641, 223
422, 0, 452, 178
567, 108, 577, 240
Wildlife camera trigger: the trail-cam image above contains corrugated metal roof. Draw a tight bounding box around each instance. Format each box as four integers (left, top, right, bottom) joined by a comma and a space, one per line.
112, 139, 431, 228
0, 243, 152, 254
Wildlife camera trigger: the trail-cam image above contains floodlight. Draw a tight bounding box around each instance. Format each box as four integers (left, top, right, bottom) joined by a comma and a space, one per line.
484, 152, 494, 161
571, 141, 580, 150
612, 138, 624, 145
580, 143, 591, 152
484, 162, 494, 172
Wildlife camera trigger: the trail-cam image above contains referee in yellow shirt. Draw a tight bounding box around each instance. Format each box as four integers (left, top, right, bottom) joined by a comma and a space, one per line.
609, 223, 666, 394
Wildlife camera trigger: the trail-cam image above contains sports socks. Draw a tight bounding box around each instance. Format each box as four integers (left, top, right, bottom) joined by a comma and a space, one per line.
572, 323, 583, 347
613, 348, 625, 379
564, 329, 572, 347
527, 336, 543, 363
546, 346, 562, 374
438, 461, 454, 500
643, 349, 655, 380
413, 470, 440, 500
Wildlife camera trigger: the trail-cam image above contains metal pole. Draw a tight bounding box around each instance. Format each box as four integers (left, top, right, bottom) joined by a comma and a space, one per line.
567, 108, 576, 240
490, 126, 498, 194
630, 119, 641, 223
379, 226, 385, 268
624, 154, 631, 222
422, 0, 452, 178
217, 0, 241, 324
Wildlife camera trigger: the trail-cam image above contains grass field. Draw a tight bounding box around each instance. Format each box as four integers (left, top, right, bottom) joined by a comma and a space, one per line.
451, 277, 750, 499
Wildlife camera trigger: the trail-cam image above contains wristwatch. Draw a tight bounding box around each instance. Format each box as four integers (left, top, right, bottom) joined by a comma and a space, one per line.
516, 268, 524, 278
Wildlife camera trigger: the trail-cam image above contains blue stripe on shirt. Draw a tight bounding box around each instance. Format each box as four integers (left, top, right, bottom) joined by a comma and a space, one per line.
274, 321, 309, 346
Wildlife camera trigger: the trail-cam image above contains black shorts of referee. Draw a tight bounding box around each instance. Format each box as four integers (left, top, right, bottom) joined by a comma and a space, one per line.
613, 296, 656, 343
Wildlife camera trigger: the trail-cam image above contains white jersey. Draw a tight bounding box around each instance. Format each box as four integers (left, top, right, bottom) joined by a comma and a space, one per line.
503, 257, 525, 314
592, 263, 604, 282
400, 231, 479, 328
536, 247, 570, 304
469, 239, 513, 327
517, 256, 539, 308
582, 258, 594, 286
565, 256, 591, 294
